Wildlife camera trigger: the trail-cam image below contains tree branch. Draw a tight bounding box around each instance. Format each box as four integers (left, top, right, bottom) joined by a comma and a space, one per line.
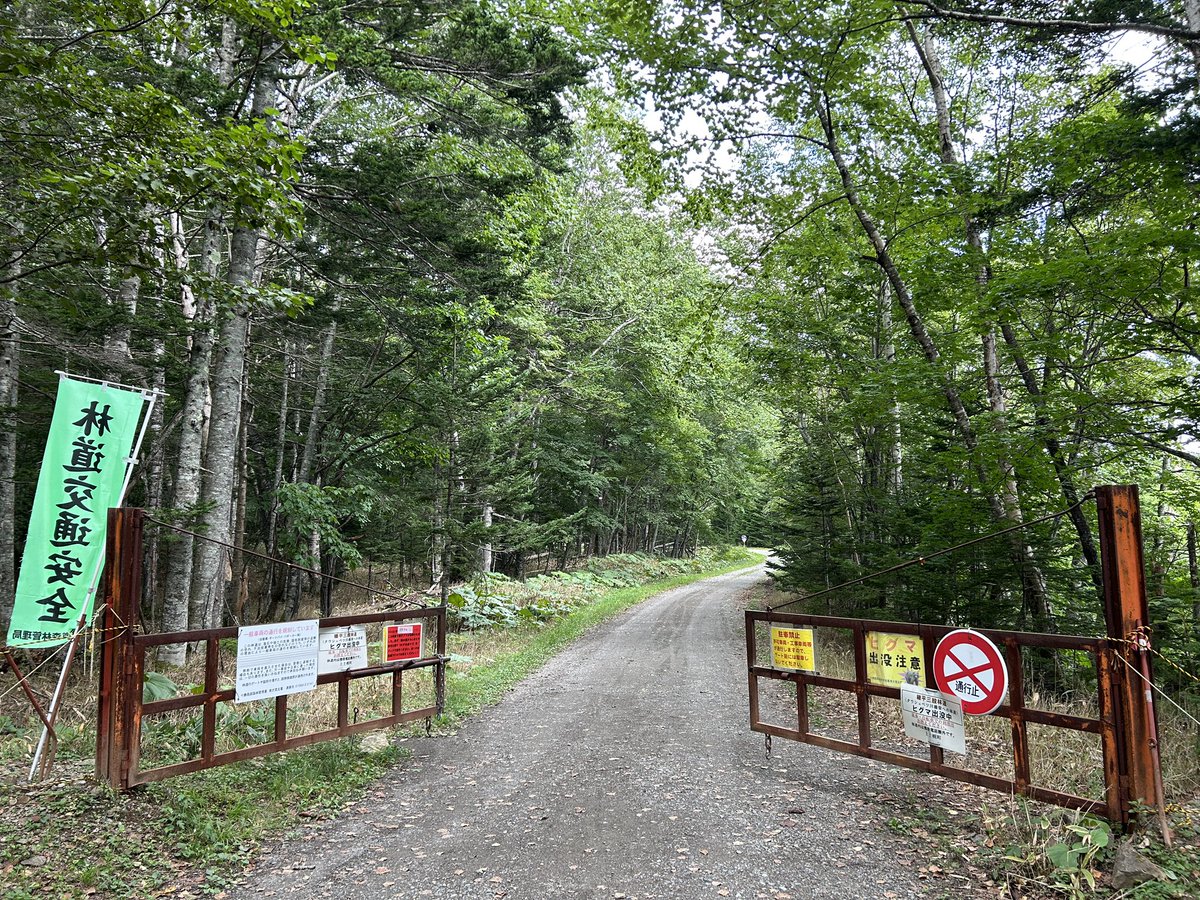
899, 0, 1200, 42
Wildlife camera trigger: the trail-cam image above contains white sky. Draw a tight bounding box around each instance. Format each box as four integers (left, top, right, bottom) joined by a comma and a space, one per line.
637, 28, 1168, 189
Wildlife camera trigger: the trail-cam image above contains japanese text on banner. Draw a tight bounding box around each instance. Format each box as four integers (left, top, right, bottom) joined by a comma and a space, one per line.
7, 378, 145, 648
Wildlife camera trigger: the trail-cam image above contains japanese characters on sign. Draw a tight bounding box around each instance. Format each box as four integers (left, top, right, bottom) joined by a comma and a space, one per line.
865, 631, 925, 688
901, 684, 966, 754
932, 629, 1009, 716
7, 377, 146, 648
235, 620, 320, 703
769, 625, 816, 673
317, 625, 368, 675
383, 622, 423, 663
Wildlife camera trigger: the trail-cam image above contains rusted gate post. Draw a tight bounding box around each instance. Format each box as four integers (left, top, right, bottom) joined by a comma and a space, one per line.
95, 506, 143, 790
1095, 485, 1162, 826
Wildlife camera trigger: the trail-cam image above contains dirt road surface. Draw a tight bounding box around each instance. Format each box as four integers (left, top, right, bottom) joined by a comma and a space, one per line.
234, 564, 942, 899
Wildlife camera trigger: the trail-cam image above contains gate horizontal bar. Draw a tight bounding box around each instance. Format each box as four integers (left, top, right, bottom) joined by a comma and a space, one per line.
750, 719, 1105, 816
140, 655, 449, 716
135, 606, 444, 647
129, 704, 438, 787
746, 609, 1102, 652
748, 665, 1102, 733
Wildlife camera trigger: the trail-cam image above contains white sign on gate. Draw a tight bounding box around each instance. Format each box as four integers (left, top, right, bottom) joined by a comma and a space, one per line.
901, 683, 966, 755
235, 619, 320, 703
317, 624, 368, 674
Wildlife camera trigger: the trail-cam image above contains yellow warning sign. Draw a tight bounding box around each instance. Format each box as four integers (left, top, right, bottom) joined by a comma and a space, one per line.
865, 631, 925, 688
770, 626, 816, 672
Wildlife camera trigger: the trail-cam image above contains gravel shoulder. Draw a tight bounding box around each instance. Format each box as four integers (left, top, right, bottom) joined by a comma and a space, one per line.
233, 564, 946, 899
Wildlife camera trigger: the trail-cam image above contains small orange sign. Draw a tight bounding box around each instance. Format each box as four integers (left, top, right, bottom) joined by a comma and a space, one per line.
384, 622, 423, 663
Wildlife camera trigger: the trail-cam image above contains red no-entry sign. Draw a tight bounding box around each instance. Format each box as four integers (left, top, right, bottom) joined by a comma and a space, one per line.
932, 630, 1009, 716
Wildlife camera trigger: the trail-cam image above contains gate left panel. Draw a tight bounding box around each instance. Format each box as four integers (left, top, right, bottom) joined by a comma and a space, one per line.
96, 508, 448, 790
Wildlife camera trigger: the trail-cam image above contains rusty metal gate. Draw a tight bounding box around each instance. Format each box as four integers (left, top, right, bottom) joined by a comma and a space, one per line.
96, 508, 447, 790
747, 485, 1162, 826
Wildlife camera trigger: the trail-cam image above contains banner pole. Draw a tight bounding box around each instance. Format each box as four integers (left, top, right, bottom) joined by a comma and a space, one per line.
27, 613, 85, 781
27, 387, 158, 782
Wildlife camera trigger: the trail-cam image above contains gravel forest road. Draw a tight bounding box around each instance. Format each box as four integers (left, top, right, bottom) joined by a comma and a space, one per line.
234, 563, 938, 900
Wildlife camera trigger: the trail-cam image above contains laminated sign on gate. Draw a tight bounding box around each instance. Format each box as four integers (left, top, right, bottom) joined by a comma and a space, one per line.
901, 684, 966, 754
384, 622, 423, 663
769, 625, 816, 673
235, 620, 320, 703
317, 624, 368, 675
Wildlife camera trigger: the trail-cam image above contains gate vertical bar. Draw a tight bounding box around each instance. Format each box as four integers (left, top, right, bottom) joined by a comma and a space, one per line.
392, 668, 403, 717
120, 508, 145, 785
1095, 646, 1125, 823
796, 669, 810, 735
1095, 484, 1159, 823
201, 639, 218, 761
95, 507, 143, 790
919, 623, 944, 774
94, 509, 121, 783
851, 622, 870, 748
274, 695, 287, 743
745, 612, 760, 728
337, 674, 350, 729
435, 604, 447, 714
1005, 638, 1031, 794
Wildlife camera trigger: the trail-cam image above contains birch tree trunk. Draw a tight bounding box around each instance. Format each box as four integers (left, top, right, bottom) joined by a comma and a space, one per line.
193, 235, 253, 629
1151, 455, 1169, 598
815, 95, 981, 459
262, 340, 291, 619
159, 217, 219, 665
300, 303, 338, 594
298, 307, 338, 485
480, 500, 494, 574
1188, 520, 1199, 630
160, 20, 238, 660
193, 43, 279, 629
0, 236, 20, 635
142, 216, 168, 622
112, 267, 138, 362
430, 462, 446, 592
999, 324, 1101, 583
284, 304, 339, 613
1185, 0, 1200, 80
232, 375, 251, 621
434, 430, 464, 599
871, 277, 902, 497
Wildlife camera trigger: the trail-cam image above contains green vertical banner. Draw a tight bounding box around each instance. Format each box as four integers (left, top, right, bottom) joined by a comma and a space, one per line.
7, 377, 147, 648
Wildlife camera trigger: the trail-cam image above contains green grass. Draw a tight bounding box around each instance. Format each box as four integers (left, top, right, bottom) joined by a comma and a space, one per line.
0, 546, 763, 898
0, 740, 406, 898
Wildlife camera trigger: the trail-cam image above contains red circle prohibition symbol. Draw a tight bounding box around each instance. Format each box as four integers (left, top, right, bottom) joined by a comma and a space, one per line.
932, 629, 1009, 716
